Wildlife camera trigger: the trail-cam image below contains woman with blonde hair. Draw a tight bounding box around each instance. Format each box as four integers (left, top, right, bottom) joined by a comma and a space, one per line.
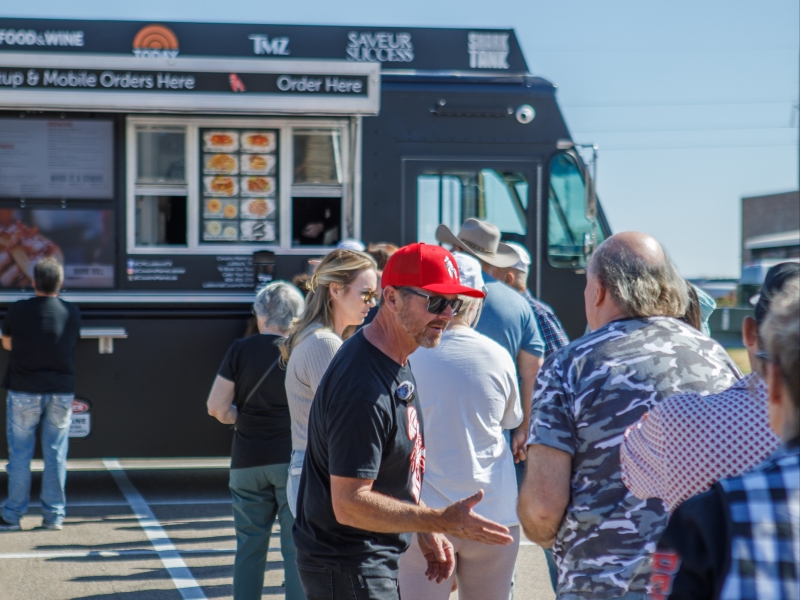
280, 249, 378, 515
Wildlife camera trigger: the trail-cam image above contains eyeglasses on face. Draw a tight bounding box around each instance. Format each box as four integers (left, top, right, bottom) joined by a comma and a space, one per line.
351, 287, 380, 305
399, 287, 462, 316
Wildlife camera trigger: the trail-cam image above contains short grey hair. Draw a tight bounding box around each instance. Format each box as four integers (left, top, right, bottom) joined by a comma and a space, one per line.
589, 239, 688, 319
762, 277, 799, 409
253, 281, 305, 333
34, 257, 64, 294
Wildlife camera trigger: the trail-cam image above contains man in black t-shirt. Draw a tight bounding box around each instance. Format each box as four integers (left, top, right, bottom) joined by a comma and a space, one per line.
0, 258, 81, 532
293, 243, 513, 600
206, 280, 306, 600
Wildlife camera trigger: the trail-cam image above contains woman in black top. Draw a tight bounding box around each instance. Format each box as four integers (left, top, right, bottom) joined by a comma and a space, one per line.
207, 281, 306, 600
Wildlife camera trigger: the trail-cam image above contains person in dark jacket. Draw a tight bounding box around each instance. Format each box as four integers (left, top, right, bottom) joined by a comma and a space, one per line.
652, 276, 799, 600
0, 258, 81, 532
207, 281, 306, 600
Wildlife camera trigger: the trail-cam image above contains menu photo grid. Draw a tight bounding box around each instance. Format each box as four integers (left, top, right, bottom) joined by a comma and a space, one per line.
200, 128, 278, 244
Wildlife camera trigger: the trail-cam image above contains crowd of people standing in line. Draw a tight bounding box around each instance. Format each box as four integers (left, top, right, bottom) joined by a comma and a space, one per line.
0, 221, 794, 600
205, 220, 799, 600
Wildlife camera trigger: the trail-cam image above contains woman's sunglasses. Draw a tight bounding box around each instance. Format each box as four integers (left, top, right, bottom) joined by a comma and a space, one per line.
352, 287, 380, 305
400, 287, 462, 315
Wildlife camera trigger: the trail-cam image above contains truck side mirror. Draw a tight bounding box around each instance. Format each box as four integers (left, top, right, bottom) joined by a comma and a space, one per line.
585, 174, 597, 223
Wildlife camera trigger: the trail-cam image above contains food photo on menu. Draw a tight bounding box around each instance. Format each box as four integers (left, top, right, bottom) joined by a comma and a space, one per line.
202, 130, 239, 153
241, 154, 275, 175
205, 220, 239, 241
0, 209, 114, 289
241, 131, 277, 153
240, 176, 276, 197
204, 198, 239, 219
240, 220, 275, 242
203, 153, 239, 175
240, 198, 275, 219
204, 175, 238, 197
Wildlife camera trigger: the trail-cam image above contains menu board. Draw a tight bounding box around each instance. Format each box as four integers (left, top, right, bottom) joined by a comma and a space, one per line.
200, 129, 278, 244
0, 208, 114, 289
0, 119, 114, 199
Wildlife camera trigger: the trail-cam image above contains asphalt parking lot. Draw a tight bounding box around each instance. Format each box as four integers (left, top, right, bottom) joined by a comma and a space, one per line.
0, 460, 555, 600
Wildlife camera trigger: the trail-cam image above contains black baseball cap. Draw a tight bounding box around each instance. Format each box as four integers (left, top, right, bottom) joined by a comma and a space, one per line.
752, 262, 800, 325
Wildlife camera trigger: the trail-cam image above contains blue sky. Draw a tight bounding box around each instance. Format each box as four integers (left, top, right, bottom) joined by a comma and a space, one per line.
3, 0, 798, 277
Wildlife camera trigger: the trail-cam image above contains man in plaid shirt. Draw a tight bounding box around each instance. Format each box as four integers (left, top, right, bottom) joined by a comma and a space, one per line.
653, 278, 799, 600
490, 242, 570, 357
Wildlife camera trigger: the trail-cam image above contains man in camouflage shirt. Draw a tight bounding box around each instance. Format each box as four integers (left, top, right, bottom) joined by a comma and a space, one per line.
518, 232, 741, 600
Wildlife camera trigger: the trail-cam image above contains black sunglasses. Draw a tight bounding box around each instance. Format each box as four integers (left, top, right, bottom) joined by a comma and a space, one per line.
400, 287, 462, 315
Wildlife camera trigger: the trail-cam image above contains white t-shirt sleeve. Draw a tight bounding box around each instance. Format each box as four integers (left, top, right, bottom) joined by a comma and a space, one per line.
499, 348, 523, 430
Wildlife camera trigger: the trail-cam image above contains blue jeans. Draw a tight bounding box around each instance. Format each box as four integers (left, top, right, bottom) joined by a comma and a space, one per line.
287, 449, 305, 518
3, 391, 73, 526
229, 463, 305, 600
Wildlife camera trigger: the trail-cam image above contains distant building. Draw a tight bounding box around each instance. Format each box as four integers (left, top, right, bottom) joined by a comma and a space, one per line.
741, 191, 800, 267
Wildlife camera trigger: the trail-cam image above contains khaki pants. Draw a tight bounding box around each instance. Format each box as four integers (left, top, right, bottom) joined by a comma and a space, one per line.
399, 526, 520, 600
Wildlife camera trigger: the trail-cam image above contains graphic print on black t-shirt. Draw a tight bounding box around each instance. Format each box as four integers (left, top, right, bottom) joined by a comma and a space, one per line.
2, 296, 81, 394
406, 402, 424, 503
217, 333, 292, 469
293, 329, 425, 576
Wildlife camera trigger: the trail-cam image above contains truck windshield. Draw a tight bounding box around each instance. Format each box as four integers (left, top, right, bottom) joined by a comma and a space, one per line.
417, 169, 528, 244
548, 152, 604, 269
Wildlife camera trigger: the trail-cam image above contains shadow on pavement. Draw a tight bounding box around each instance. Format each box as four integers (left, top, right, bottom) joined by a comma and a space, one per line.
71, 584, 284, 599
70, 590, 182, 600
35, 533, 236, 552
73, 585, 285, 600
115, 519, 234, 531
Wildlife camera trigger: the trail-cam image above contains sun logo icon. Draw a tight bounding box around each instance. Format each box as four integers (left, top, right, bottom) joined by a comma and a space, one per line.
132, 24, 180, 59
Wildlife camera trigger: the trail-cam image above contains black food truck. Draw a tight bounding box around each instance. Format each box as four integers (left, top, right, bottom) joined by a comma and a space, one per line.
0, 18, 611, 458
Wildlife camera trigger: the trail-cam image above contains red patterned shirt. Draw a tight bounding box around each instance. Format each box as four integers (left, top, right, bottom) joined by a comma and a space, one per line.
620, 373, 779, 513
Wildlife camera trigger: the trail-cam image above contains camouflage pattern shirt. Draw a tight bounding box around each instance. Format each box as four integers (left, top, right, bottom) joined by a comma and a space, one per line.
528, 317, 741, 599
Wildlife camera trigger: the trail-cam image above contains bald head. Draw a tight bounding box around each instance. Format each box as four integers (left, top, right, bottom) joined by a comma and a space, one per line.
587, 231, 688, 321
597, 232, 665, 268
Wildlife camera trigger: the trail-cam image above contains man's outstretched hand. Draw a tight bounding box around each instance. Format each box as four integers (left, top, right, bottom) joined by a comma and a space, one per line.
438, 490, 513, 545
418, 532, 455, 583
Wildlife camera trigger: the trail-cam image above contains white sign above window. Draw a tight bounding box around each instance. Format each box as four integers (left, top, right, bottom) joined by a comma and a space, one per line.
346, 31, 414, 63
467, 32, 510, 70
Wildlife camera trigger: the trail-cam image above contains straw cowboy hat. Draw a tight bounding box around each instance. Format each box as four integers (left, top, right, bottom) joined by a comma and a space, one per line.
435, 218, 520, 268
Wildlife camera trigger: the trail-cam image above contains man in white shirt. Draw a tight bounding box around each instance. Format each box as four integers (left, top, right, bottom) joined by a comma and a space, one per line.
400, 252, 523, 600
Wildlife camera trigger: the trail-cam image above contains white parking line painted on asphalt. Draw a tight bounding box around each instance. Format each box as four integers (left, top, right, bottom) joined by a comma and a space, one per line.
104, 459, 208, 600
26, 498, 233, 508
0, 548, 243, 560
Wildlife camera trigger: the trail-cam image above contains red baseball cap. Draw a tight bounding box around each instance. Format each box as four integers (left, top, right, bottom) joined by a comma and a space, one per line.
381, 243, 486, 298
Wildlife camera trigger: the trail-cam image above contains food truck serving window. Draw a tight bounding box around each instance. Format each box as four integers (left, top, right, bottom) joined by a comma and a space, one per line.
127, 117, 352, 255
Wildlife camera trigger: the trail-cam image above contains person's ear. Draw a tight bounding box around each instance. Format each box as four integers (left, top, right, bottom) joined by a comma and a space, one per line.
503, 270, 515, 287
329, 282, 344, 300
742, 316, 758, 351
381, 286, 401, 314
594, 282, 606, 308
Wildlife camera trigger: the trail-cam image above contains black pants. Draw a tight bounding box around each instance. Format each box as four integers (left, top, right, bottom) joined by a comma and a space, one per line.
297, 562, 400, 600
